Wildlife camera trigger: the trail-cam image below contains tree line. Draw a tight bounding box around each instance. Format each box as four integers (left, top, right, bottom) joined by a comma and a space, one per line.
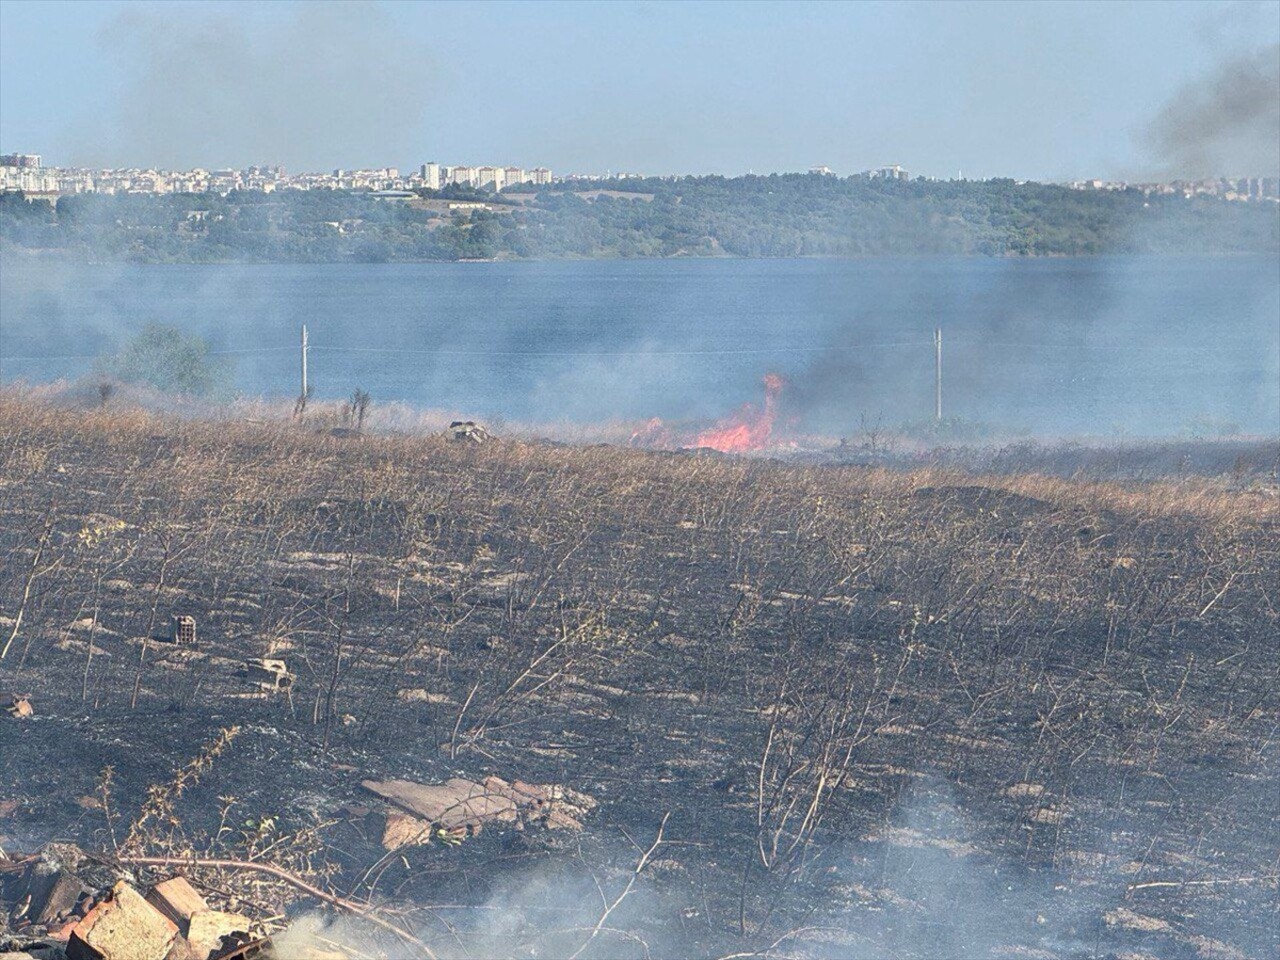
1, 173, 1276, 262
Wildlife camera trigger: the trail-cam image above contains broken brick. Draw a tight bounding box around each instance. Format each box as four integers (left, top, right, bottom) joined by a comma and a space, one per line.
378, 810, 435, 851
5, 857, 89, 928
545, 809, 585, 831
67, 881, 178, 960
145, 876, 208, 933
185, 909, 251, 959
163, 938, 202, 960
510, 779, 553, 803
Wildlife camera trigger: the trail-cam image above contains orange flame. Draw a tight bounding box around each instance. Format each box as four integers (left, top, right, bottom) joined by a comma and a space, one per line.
691, 373, 785, 453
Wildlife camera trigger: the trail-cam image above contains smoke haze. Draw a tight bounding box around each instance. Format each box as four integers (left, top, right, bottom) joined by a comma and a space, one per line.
1145, 42, 1280, 177
3, 256, 1276, 438
79, 2, 432, 171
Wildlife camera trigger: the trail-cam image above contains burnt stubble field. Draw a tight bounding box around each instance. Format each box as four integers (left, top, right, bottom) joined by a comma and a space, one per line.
2, 397, 1278, 959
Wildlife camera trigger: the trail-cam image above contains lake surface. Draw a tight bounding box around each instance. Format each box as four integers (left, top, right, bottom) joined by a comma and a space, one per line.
2, 257, 1277, 435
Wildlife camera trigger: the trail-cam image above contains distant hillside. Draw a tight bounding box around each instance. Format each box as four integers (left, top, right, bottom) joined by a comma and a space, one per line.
2, 173, 1277, 262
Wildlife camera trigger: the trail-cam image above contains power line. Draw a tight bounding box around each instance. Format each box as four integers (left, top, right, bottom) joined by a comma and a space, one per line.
0, 338, 1271, 364
307, 341, 933, 357
0, 346, 297, 361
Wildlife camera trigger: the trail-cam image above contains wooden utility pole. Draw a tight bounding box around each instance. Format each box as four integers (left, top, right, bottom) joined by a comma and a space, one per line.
300, 324, 309, 400
934, 327, 942, 421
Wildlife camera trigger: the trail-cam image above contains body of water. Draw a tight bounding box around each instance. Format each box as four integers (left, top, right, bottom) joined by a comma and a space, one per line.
2, 256, 1277, 435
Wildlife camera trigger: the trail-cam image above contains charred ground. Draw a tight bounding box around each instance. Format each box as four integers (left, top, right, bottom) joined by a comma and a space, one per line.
1, 398, 1278, 959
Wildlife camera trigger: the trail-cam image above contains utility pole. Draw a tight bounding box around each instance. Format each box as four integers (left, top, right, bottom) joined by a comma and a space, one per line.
934, 327, 943, 422
300, 324, 309, 401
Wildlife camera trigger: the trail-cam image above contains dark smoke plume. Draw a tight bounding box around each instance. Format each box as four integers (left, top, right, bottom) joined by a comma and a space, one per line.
1145, 42, 1280, 177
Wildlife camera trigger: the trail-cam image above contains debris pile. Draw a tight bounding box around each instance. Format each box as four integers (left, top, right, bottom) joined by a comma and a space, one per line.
4, 774, 596, 956
145, 878, 249, 960
5, 696, 32, 720
360, 775, 596, 850
2, 844, 91, 935
446, 421, 490, 444
1, 847, 256, 960
238, 659, 294, 694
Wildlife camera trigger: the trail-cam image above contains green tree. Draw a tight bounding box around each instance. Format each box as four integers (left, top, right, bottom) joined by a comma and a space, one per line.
96, 324, 231, 397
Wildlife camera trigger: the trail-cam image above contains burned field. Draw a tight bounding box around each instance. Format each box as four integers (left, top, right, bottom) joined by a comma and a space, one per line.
1, 398, 1278, 959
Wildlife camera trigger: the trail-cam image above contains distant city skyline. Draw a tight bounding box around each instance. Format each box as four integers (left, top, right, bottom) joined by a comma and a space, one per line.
0, 154, 558, 196
1, 0, 1278, 181
6, 151, 1275, 208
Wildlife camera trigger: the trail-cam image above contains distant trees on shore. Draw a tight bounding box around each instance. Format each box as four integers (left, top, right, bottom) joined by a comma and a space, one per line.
1, 173, 1276, 263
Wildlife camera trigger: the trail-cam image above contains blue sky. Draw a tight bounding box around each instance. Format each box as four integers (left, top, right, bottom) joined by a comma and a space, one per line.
1, 0, 1277, 179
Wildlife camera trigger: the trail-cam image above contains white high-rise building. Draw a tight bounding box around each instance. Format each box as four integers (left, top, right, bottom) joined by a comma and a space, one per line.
448, 166, 478, 187
477, 166, 505, 191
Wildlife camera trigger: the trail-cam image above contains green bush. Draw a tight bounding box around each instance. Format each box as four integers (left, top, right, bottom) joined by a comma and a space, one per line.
96, 323, 231, 397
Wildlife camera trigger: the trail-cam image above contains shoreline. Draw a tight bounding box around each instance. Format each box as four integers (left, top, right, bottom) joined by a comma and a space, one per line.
4, 248, 1279, 266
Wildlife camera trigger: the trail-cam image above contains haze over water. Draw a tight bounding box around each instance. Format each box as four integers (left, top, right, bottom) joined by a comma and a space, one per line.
2, 255, 1277, 436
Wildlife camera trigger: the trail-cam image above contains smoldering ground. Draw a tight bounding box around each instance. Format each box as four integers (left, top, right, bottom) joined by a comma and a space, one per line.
266, 776, 1278, 959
